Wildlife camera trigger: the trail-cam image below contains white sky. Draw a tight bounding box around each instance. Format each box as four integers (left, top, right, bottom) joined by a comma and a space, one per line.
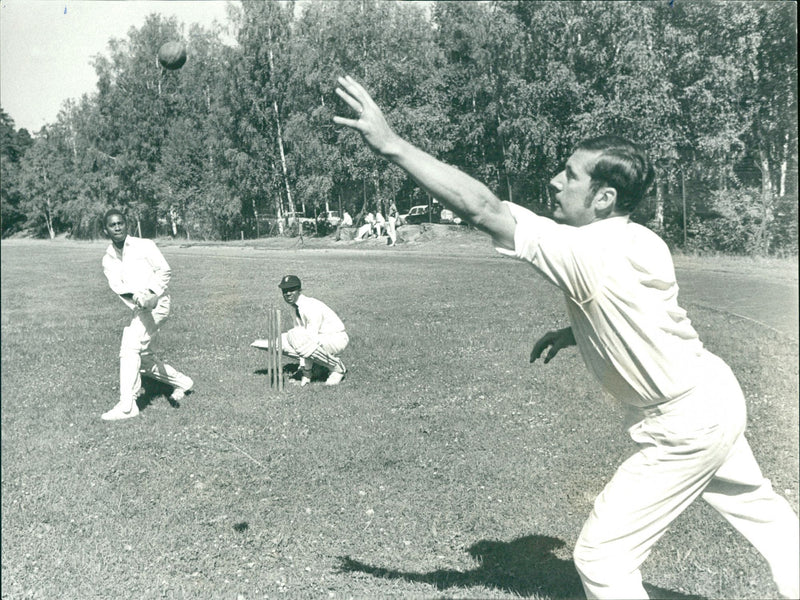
1, 1, 237, 132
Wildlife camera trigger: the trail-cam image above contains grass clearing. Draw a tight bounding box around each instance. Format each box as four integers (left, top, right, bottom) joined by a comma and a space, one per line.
2, 233, 797, 599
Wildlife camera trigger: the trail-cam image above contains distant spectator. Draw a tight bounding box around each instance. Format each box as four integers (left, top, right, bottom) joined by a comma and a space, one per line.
356, 211, 375, 240
386, 201, 399, 246
374, 211, 386, 237
335, 209, 353, 241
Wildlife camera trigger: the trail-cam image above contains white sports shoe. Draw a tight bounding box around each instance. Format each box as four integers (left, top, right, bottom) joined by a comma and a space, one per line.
300, 376, 311, 387
170, 378, 194, 401
101, 402, 139, 421
324, 370, 346, 386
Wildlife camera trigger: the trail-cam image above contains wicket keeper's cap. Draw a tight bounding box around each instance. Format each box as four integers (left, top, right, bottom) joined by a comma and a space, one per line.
279, 275, 302, 290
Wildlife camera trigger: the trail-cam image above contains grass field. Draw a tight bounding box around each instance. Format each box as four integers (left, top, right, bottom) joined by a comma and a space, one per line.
2, 231, 798, 599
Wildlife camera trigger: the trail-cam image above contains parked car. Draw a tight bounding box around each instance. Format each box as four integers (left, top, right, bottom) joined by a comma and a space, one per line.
403, 203, 463, 225
318, 211, 342, 227
439, 208, 463, 225
284, 211, 309, 224
403, 204, 431, 224
405, 203, 449, 224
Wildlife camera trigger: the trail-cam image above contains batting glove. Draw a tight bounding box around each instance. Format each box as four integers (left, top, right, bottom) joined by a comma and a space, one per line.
133, 290, 159, 310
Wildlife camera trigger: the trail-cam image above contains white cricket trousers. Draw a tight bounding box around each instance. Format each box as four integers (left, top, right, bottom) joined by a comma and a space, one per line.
574, 352, 800, 599
118, 295, 192, 411
281, 326, 348, 373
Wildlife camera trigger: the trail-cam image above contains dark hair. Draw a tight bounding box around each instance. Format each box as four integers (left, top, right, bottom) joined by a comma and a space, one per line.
103, 208, 125, 226
574, 136, 655, 214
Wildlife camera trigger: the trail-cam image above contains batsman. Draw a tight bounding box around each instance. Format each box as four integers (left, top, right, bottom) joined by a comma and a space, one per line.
100, 209, 194, 420
333, 75, 799, 599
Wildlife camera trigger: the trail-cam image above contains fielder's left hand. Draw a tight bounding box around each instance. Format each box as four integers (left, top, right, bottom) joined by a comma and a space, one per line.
530, 327, 576, 364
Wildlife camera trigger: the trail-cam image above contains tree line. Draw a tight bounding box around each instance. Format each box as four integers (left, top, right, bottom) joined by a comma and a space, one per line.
1, 0, 796, 255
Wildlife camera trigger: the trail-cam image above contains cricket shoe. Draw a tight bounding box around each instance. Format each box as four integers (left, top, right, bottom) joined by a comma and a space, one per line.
300, 376, 312, 387
170, 377, 194, 402
101, 402, 140, 421
324, 369, 346, 386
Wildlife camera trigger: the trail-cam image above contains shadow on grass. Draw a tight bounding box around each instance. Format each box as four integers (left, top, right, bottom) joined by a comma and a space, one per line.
337, 534, 705, 599
135, 378, 189, 411
253, 362, 331, 383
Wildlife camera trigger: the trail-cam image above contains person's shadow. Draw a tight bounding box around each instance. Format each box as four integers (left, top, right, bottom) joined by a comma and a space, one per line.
135, 378, 182, 410
254, 362, 330, 383
337, 534, 704, 599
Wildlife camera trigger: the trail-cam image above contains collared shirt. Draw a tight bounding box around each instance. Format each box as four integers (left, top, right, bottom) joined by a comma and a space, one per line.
292, 294, 346, 335
496, 202, 705, 407
102, 236, 171, 309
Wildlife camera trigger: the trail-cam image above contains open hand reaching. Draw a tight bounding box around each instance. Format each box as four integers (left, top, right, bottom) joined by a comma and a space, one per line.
333, 75, 400, 158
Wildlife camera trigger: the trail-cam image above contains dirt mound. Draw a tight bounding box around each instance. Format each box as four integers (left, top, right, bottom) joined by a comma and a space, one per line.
399, 223, 471, 243
328, 223, 489, 254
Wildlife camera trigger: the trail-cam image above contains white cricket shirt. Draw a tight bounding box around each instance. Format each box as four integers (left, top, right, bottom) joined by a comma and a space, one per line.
497, 201, 706, 407
102, 236, 171, 309
293, 294, 347, 335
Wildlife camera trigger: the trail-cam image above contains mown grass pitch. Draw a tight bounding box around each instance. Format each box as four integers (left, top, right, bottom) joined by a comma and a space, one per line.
2, 237, 797, 599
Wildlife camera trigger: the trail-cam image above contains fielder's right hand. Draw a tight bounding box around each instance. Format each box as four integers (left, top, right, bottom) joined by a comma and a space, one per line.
530, 327, 576, 364
333, 75, 399, 158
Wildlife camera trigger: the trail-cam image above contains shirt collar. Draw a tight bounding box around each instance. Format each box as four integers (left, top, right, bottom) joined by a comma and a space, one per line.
582, 215, 630, 229
106, 235, 132, 258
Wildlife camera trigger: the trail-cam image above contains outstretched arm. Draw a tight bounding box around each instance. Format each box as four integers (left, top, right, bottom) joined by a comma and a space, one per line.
333, 75, 517, 250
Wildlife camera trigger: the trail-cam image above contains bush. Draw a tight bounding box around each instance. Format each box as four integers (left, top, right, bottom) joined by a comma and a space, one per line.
684, 187, 796, 256
770, 195, 799, 257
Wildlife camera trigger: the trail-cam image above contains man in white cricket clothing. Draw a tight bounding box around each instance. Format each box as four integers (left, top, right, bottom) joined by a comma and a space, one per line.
333, 75, 799, 599
101, 209, 194, 421
386, 200, 399, 246
374, 210, 386, 238
356, 210, 375, 240
252, 275, 349, 387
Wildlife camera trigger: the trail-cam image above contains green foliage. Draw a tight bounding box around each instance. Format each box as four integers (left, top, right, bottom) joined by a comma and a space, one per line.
0, 109, 33, 236
687, 187, 798, 256
770, 195, 800, 257
4, 1, 797, 254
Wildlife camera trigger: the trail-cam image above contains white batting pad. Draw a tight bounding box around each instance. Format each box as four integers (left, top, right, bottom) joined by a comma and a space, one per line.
250, 339, 273, 350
